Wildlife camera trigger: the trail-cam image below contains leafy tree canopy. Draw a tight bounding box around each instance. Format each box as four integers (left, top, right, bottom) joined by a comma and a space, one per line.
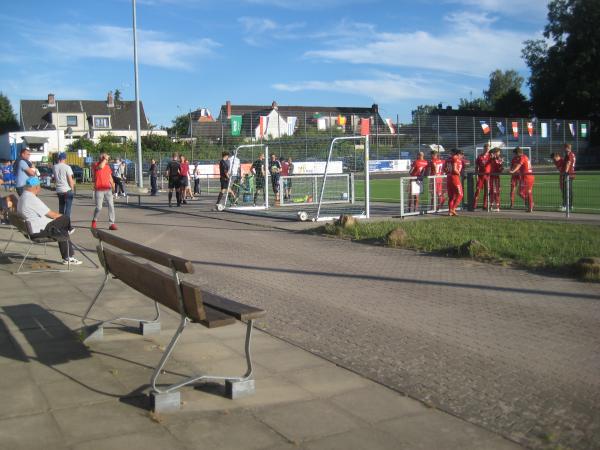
0, 92, 19, 134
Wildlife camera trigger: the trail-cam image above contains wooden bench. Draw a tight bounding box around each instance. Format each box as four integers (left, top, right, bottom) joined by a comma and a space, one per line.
82, 229, 266, 412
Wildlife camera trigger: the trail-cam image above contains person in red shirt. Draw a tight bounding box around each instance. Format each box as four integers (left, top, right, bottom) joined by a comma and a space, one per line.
445, 148, 463, 216
509, 147, 535, 212
489, 147, 503, 211
428, 150, 446, 211
509, 151, 521, 209
179, 155, 190, 204
563, 143, 576, 211
408, 152, 428, 212
550, 152, 565, 210
472, 143, 492, 210
91, 153, 117, 230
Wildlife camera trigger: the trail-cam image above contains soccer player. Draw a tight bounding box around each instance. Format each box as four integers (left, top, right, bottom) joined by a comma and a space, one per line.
165, 153, 181, 207
472, 143, 492, 210
509, 149, 521, 209
489, 148, 503, 211
216, 151, 237, 207
251, 153, 266, 206
550, 152, 565, 210
269, 153, 282, 203
179, 155, 190, 204
408, 152, 428, 212
428, 150, 446, 211
563, 143, 576, 211
509, 147, 535, 212
445, 148, 464, 216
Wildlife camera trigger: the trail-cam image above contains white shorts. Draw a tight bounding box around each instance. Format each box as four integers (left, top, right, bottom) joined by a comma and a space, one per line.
410, 181, 421, 195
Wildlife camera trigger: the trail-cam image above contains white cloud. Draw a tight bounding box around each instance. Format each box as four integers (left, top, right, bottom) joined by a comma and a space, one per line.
25, 24, 219, 70
237, 16, 306, 46
446, 0, 549, 19
242, 0, 367, 9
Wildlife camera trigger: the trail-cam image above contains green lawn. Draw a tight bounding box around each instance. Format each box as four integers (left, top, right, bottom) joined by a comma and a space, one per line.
315, 217, 600, 277
354, 172, 600, 213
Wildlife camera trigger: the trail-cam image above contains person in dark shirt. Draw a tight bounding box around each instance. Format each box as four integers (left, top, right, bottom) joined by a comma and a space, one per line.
216, 151, 237, 207
165, 153, 181, 207
149, 159, 158, 196
269, 153, 282, 203
251, 153, 265, 207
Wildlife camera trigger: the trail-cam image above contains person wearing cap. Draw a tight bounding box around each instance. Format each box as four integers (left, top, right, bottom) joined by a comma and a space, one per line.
53, 153, 75, 225
14, 147, 37, 196
16, 176, 81, 265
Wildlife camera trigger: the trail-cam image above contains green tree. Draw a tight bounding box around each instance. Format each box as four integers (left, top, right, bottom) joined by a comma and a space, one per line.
170, 114, 190, 137
0, 92, 19, 134
458, 97, 490, 112
114, 89, 122, 102
411, 105, 439, 123
493, 88, 530, 116
71, 137, 96, 153
522, 0, 600, 125
484, 69, 524, 107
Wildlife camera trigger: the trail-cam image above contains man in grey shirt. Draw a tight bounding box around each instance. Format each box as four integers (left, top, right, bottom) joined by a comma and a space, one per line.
53, 153, 75, 227
17, 176, 81, 265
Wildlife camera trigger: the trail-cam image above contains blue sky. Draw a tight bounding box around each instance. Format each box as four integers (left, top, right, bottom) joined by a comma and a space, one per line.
0, 0, 549, 127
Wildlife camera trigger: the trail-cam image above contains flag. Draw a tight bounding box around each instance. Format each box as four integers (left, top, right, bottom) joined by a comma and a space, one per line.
568, 123, 576, 136
360, 118, 370, 136
287, 116, 297, 136
496, 122, 505, 135
480, 121, 490, 135
555, 122, 561, 133
541, 122, 548, 138
337, 115, 347, 126
317, 117, 327, 130
259, 115, 269, 138
527, 122, 534, 136
512, 122, 519, 139
385, 118, 396, 134
581, 123, 588, 138
230, 115, 242, 137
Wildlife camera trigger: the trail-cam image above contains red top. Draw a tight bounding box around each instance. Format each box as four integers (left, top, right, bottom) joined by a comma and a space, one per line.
410, 159, 428, 177
510, 155, 521, 177
490, 157, 503, 175
280, 161, 290, 176
445, 155, 462, 176
564, 151, 576, 177
553, 156, 565, 173
475, 153, 492, 174
180, 162, 189, 177
429, 157, 444, 176
93, 162, 113, 190
518, 155, 533, 175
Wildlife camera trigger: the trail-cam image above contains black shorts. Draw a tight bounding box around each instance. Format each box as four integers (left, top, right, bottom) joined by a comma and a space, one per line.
271, 175, 280, 193
179, 177, 189, 188
255, 177, 265, 190
168, 176, 180, 189
220, 178, 229, 190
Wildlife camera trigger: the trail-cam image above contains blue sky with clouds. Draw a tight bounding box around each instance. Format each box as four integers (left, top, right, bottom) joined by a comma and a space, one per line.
0, 0, 549, 127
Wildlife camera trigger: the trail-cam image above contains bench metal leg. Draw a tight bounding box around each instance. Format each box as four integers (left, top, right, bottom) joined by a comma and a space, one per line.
1, 228, 15, 256
13, 241, 72, 275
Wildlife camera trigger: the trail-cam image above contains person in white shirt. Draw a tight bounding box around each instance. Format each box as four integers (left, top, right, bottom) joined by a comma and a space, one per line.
52, 152, 75, 227
193, 162, 202, 196
16, 176, 81, 265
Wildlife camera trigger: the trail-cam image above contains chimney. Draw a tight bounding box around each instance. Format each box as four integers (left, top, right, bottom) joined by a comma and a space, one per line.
371, 103, 378, 113
107, 91, 114, 108
272, 100, 278, 111
226, 100, 231, 119
47, 93, 56, 107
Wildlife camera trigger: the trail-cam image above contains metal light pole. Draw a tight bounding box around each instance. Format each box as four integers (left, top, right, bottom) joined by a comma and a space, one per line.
132, 0, 143, 188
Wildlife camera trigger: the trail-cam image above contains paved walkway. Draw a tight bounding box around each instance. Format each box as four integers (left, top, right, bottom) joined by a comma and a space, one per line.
2, 191, 599, 449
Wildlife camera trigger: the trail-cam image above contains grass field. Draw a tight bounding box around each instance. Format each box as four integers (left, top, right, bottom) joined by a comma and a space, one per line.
354, 172, 600, 213
315, 217, 600, 277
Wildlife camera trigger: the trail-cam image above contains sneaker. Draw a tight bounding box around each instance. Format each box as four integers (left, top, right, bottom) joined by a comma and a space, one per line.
108, 224, 118, 231
182, 200, 188, 205
91, 220, 97, 229
560, 206, 566, 212
68, 228, 75, 235
63, 257, 82, 265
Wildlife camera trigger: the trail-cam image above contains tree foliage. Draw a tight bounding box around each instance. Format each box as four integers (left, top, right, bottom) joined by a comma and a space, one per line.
411, 105, 439, 123
484, 70, 524, 106
458, 97, 490, 112
0, 92, 19, 134
522, 0, 600, 125
114, 89, 122, 102
170, 114, 190, 137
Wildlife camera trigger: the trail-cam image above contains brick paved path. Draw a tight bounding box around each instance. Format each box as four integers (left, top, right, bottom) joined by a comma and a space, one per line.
72, 197, 600, 450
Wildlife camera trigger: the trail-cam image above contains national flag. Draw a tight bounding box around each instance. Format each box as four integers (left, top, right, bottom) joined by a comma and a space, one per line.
581, 123, 588, 138
337, 115, 347, 126
230, 115, 242, 137
541, 123, 548, 138
259, 115, 269, 138
527, 122, 534, 136
555, 122, 561, 133
317, 117, 327, 130
385, 118, 396, 134
512, 122, 519, 139
360, 118, 370, 136
480, 121, 490, 135
287, 116, 297, 136
496, 122, 505, 135
568, 123, 576, 136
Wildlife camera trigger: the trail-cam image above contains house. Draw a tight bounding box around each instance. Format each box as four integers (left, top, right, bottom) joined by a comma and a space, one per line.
190, 100, 388, 142
0, 92, 166, 161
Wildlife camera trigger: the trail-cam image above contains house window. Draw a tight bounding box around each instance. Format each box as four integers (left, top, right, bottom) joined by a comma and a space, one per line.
66, 115, 78, 126
93, 116, 110, 129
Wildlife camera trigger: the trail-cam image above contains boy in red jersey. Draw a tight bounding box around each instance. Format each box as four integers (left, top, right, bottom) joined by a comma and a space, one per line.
428, 150, 446, 211
472, 143, 492, 210
563, 143, 576, 211
445, 148, 463, 216
509, 150, 521, 208
509, 147, 535, 212
550, 152, 566, 210
408, 152, 428, 212
489, 147, 503, 211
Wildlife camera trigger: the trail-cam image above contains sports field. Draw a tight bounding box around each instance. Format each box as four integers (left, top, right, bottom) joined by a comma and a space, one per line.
355, 172, 600, 213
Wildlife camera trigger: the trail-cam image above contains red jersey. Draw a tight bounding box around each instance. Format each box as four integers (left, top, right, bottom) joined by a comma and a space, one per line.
180, 162, 189, 177
553, 157, 565, 173
410, 159, 428, 177
475, 153, 492, 174
280, 161, 290, 176
510, 155, 521, 178
490, 157, 503, 175
564, 151, 576, 177
93, 162, 113, 190
429, 157, 444, 176
518, 155, 533, 175
445, 155, 462, 176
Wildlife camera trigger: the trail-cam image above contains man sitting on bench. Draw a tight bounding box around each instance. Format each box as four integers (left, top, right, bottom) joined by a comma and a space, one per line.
16, 176, 81, 265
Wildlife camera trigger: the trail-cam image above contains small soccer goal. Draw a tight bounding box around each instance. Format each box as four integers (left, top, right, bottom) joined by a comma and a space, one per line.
279, 174, 352, 207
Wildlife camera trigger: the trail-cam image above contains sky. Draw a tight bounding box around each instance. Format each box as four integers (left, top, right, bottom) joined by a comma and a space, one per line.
0, 0, 550, 127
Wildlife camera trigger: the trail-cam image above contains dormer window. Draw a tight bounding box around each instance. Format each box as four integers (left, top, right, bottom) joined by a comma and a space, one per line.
93, 115, 111, 129
66, 115, 78, 126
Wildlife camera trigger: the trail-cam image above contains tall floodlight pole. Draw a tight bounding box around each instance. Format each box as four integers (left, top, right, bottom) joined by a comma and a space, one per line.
132, 0, 143, 188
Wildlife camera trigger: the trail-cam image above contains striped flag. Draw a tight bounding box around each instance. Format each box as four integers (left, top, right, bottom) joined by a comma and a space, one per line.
512, 122, 519, 138
360, 118, 370, 136
287, 116, 297, 136
527, 122, 534, 136
337, 115, 347, 126
480, 121, 490, 134
568, 123, 576, 136
496, 122, 505, 135
541, 123, 548, 138
385, 118, 396, 134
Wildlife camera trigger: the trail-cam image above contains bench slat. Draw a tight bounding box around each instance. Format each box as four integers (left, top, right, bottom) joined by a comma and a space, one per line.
102, 248, 205, 321
93, 229, 194, 274
201, 291, 266, 321
201, 305, 237, 328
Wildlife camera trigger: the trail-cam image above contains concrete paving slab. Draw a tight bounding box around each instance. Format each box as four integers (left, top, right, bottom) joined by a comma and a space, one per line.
38, 373, 125, 410
71, 430, 187, 450
253, 346, 332, 374
304, 426, 407, 450
281, 364, 372, 397
0, 364, 49, 419
0, 412, 65, 450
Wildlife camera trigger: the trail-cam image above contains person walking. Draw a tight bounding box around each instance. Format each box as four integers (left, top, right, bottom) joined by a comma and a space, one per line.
445, 148, 464, 216
52, 152, 75, 230
91, 153, 117, 230
14, 147, 37, 196
149, 159, 158, 196
562, 143, 576, 211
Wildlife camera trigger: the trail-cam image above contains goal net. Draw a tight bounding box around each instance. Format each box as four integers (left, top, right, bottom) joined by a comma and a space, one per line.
279, 174, 352, 207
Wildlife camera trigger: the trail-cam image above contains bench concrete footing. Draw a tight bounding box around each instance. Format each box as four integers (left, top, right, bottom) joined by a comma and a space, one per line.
151, 391, 181, 413
81, 324, 104, 343
140, 321, 161, 336
226, 379, 255, 399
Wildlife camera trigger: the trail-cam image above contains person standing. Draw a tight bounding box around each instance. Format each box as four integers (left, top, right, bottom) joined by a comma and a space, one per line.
193, 161, 202, 196
165, 153, 181, 207
550, 152, 565, 210
91, 153, 117, 230
149, 159, 158, 196
509, 150, 521, 209
179, 155, 190, 204
14, 147, 37, 196
2, 160, 14, 191
445, 148, 464, 216
563, 143, 576, 211
216, 151, 237, 207
269, 153, 282, 203
472, 143, 492, 210
52, 153, 75, 229
509, 147, 535, 212
428, 150, 446, 210
280, 157, 290, 201
251, 153, 266, 207
408, 152, 428, 212
489, 147, 503, 212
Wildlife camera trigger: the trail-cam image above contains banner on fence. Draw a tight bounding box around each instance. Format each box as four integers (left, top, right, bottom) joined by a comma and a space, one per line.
369, 159, 411, 173
293, 161, 343, 175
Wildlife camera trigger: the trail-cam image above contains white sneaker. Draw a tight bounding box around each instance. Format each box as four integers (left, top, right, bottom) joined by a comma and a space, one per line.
63, 257, 82, 265
560, 206, 566, 212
